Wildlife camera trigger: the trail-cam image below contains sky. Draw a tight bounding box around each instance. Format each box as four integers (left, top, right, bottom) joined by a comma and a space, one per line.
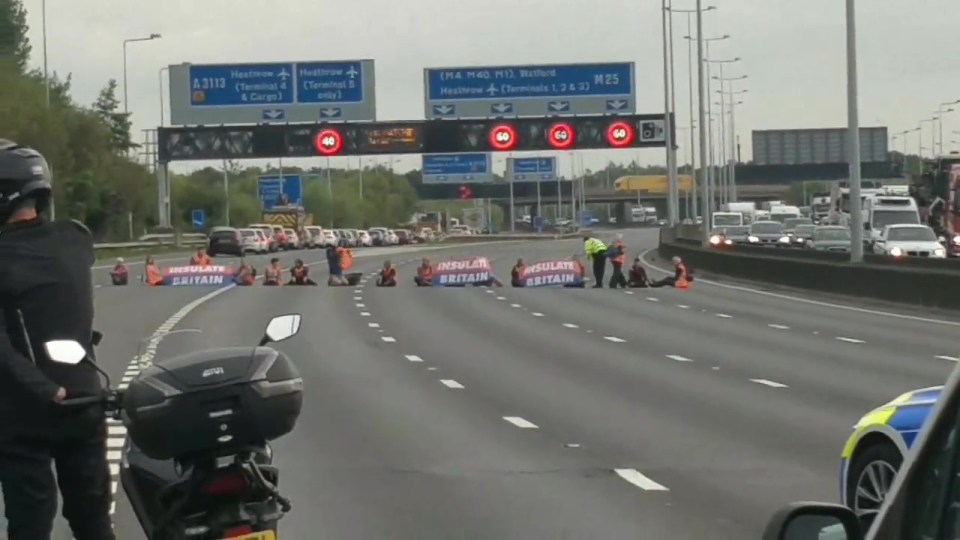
20, 0, 960, 175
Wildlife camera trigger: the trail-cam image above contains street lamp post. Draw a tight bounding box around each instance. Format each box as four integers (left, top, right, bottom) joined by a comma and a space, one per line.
920, 117, 938, 158
123, 33, 162, 115
158, 66, 168, 127
937, 100, 960, 155
704, 56, 738, 211
687, 33, 730, 214
845, 0, 864, 263
668, 5, 715, 220
716, 80, 747, 202
695, 0, 711, 246
661, 0, 679, 226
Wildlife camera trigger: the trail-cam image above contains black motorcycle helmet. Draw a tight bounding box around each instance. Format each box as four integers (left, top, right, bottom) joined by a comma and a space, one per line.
0, 140, 52, 223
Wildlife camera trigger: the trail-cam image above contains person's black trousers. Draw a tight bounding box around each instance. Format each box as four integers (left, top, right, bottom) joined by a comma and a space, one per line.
609, 262, 627, 288
591, 251, 607, 287
0, 407, 115, 540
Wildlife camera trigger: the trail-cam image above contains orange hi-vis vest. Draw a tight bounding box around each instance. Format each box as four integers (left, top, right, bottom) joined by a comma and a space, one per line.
338, 247, 354, 270
611, 242, 626, 265
676, 263, 690, 289
145, 264, 163, 286
190, 253, 211, 266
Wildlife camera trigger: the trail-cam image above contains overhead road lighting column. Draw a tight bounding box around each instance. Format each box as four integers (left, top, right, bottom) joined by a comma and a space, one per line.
705, 57, 740, 206
695, 0, 711, 246
920, 117, 938, 158
122, 33, 162, 115
158, 66, 168, 126
845, 0, 864, 263
688, 34, 730, 214
936, 100, 959, 155
716, 82, 748, 202
661, 0, 679, 226
668, 5, 715, 220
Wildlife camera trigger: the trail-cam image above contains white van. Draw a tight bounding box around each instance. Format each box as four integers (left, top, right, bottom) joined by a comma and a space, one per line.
769, 205, 801, 223
863, 195, 920, 244
711, 211, 743, 228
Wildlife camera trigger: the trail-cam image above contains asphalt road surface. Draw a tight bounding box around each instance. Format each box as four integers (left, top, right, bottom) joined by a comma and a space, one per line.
36, 229, 960, 539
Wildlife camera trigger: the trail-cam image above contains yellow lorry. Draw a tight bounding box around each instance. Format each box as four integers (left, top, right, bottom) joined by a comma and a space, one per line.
613, 175, 694, 194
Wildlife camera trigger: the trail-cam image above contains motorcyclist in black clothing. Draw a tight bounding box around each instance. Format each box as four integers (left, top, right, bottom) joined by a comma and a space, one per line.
0, 141, 115, 540
626, 257, 650, 288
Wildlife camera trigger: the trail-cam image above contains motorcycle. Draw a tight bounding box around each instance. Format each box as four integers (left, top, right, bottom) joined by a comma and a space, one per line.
45, 314, 306, 540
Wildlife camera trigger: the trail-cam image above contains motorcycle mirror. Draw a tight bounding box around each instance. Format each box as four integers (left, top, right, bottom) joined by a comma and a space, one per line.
261, 314, 302, 345
44, 340, 86, 365
92, 331, 103, 347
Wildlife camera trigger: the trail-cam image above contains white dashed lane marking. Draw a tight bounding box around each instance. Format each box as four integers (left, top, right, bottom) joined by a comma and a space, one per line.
666, 354, 694, 362
356, 303, 366, 308
503, 416, 539, 429
353, 296, 363, 300
440, 379, 464, 389
715, 313, 733, 319
562, 323, 579, 329
381, 336, 396, 343
532, 312, 545, 317
835, 337, 865, 344
510, 303, 521, 308
496, 296, 506, 301
614, 468, 669, 491
749, 378, 789, 388
360, 312, 371, 317
603, 336, 626, 343
405, 355, 424, 363
368, 322, 380, 328
936, 355, 959, 362
768, 324, 790, 330
646, 297, 660, 302
677, 304, 689, 309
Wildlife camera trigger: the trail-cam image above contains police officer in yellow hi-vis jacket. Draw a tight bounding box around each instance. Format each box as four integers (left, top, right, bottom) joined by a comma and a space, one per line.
582, 234, 608, 288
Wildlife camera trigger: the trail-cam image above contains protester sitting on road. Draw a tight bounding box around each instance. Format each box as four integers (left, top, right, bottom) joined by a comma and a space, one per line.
627, 257, 650, 288
326, 245, 347, 286
510, 258, 525, 287
144, 255, 163, 286
234, 257, 256, 286
288, 258, 318, 286
377, 260, 397, 287
564, 254, 587, 288
263, 258, 282, 286
110, 257, 128, 285
414, 257, 434, 286
189, 247, 211, 266
650, 256, 692, 288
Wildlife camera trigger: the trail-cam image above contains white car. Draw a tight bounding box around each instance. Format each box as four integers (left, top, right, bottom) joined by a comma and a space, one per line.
238, 228, 269, 254
385, 229, 399, 245
283, 228, 301, 250
304, 226, 324, 248
357, 230, 373, 247
872, 224, 946, 258
320, 229, 338, 247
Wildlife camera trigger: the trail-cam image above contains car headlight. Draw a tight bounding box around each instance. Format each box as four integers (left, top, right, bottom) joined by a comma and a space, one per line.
709, 235, 721, 245
748, 235, 759, 243
724, 239, 733, 245
794, 237, 805, 243
953, 235, 960, 246
935, 248, 946, 257
778, 236, 791, 244
889, 246, 903, 257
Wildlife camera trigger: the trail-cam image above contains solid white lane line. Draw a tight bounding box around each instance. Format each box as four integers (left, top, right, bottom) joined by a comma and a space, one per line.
510, 303, 521, 308
666, 354, 694, 362
563, 323, 579, 329
936, 355, 959, 362
532, 312, 545, 317
368, 322, 380, 328
381, 336, 396, 343
604, 336, 627, 343
750, 378, 788, 388
405, 355, 424, 362
360, 312, 371, 317
646, 297, 660, 302
836, 337, 865, 344
503, 416, 538, 429
715, 313, 733, 318
440, 379, 464, 389
768, 324, 790, 330
614, 468, 669, 491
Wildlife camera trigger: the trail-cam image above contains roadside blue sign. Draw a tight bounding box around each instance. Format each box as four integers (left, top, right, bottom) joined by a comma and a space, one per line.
258, 175, 303, 209
580, 211, 595, 227
169, 60, 376, 125
509, 157, 557, 182
423, 62, 636, 119
191, 209, 205, 230
189, 63, 295, 107
533, 216, 545, 232
421, 153, 494, 183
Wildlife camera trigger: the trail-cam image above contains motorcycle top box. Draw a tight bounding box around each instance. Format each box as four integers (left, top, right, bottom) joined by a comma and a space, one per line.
122, 346, 304, 461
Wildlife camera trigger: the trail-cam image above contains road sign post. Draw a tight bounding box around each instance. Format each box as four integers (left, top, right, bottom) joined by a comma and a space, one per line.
257, 174, 303, 210
168, 60, 376, 125
421, 153, 493, 183
191, 209, 205, 230
423, 62, 636, 119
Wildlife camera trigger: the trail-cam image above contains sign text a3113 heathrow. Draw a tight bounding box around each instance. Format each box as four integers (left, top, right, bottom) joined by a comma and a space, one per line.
157, 114, 672, 162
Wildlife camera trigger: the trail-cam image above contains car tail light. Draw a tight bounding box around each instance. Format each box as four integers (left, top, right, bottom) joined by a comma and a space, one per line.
201, 469, 249, 496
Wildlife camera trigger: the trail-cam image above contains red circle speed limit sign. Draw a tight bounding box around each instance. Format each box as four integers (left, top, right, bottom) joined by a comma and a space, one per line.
547, 122, 575, 150
606, 121, 635, 148
313, 129, 344, 156
488, 124, 518, 151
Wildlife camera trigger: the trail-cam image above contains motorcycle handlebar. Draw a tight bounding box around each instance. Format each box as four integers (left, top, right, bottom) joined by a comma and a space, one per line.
58, 395, 104, 407
58, 390, 123, 414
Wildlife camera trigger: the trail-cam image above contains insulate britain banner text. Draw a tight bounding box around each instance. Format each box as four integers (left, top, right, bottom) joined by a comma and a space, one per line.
432, 258, 493, 286
520, 260, 583, 287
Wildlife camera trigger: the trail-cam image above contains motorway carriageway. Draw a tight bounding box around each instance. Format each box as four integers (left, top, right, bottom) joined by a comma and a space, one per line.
72, 229, 958, 539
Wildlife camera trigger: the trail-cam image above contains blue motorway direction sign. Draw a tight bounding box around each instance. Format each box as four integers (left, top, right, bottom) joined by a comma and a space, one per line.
168, 60, 376, 126
258, 175, 303, 210
423, 62, 635, 119
508, 157, 557, 182
421, 153, 494, 183
191, 209, 205, 230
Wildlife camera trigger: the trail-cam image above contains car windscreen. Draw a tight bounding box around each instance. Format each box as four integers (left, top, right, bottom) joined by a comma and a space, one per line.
887, 227, 936, 242
873, 209, 920, 229
794, 225, 817, 235
784, 218, 813, 228
211, 230, 237, 239
750, 223, 783, 234
815, 228, 850, 241
721, 226, 749, 236
239, 230, 256, 237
